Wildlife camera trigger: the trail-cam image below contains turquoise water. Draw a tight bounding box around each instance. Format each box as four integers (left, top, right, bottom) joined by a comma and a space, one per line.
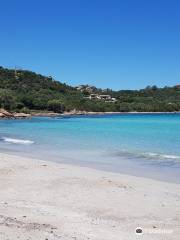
0, 114, 180, 182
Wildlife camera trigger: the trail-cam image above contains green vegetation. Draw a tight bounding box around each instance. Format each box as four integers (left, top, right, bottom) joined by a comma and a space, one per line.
0, 66, 180, 112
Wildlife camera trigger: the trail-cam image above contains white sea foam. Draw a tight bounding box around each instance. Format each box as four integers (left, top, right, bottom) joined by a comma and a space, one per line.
2, 137, 34, 145
114, 150, 180, 161
143, 152, 180, 160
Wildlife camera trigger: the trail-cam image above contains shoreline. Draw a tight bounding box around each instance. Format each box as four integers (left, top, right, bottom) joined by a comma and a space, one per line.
1, 108, 180, 119
0, 152, 179, 239
32, 110, 180, 117
1, 148, 180, 184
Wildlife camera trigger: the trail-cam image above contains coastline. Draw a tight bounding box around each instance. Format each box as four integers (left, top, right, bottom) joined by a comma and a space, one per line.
0, 152, 179, 240
0, 108, 180, 119
32, 110, 180, 117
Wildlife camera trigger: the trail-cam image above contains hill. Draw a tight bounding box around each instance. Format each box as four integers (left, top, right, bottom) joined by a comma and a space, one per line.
0, 66, 180, 113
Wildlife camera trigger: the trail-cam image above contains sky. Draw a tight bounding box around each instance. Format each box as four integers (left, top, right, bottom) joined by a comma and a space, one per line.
0, 0, 180, 90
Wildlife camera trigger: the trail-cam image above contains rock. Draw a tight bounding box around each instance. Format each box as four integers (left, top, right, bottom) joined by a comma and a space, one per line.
0, 109, 31, 119
13, 113, 31, 119
0, 109, 14, 118
32, 111, 60, 117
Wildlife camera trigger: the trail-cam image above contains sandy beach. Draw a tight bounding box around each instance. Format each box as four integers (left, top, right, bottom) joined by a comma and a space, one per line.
0, 152, 179, 240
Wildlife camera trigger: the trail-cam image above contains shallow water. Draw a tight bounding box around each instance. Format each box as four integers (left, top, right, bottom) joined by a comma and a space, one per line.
0, 114, 180, 183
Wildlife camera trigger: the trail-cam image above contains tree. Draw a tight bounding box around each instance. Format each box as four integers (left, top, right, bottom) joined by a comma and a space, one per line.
47, 99, 65, 113
0, 89, 16, 110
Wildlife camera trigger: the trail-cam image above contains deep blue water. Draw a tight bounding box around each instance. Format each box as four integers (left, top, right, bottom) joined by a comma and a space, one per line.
0, 113, 180, 183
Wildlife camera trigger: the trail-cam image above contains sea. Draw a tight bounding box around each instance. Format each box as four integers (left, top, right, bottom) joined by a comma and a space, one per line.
0, 113, 180, 183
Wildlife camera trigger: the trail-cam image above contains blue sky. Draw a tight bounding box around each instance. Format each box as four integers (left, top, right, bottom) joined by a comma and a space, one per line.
0, 0, 180, 90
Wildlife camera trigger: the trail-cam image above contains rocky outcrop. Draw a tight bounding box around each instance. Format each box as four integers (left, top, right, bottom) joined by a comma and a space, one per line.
0, 109, 14, 118
0, 109, 31, 119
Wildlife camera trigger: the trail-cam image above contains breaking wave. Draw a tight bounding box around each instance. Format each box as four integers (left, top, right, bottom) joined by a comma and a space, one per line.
142, 152, 180, 160
113, 150, 180, 162
1, 137, 34, 145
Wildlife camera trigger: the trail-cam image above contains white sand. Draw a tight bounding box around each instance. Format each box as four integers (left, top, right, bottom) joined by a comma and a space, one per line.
0, 153, 179, 240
